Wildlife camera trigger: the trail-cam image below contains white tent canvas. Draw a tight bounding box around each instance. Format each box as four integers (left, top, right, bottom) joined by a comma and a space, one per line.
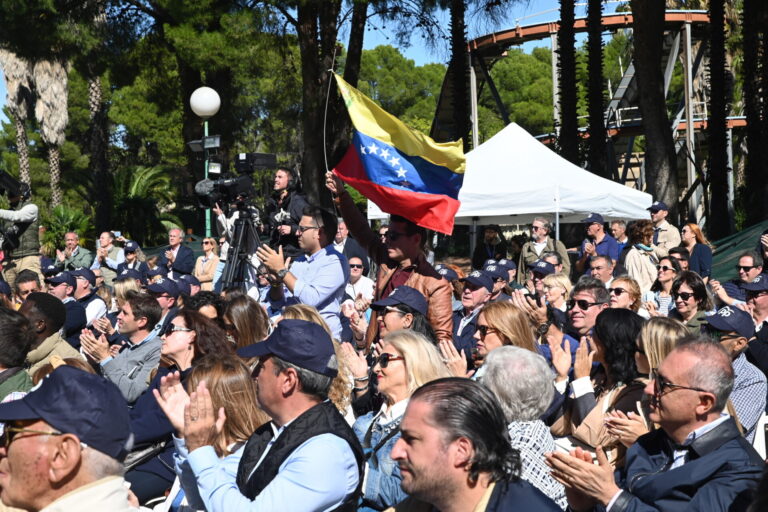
453, 123, 653, 225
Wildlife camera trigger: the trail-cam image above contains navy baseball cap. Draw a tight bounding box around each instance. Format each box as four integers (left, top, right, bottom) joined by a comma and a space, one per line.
647, 201, 669, 212
124, 241, 139, 253
461, 270, 494, 292
437, 267, 459, 282
371, 286, 428, 316
581, 213, 604, 224
706, 306, 756, 339
117, 268, 144, 283
0, 280, 11, 298
483, 263, 508, 282
742, 273, 768, 292
45, 271, 75, 288
42, 263, 59, 277
483, 259, 498, 268
497, 258, 517, 271
434, 263, 446, 272
148, 277, 180, 298
529, 260, 556, 276
146, 267, 166, 278
0, 366, 133, 461
237, 319, 338, 378
71, 267, 96, 287
180, 274, 201, 287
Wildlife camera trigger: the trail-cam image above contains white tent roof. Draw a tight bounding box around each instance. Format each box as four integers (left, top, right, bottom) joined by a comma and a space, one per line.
452, 123, 653, 225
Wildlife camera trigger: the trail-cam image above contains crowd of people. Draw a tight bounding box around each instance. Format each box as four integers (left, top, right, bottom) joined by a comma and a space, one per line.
0, 169, 766, 511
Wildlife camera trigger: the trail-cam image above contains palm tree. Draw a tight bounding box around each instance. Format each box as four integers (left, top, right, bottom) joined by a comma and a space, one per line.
0, 49, 33, 184
32, 58, 69, 207
586, 0, 608, 178
449, 0, 470, 151
558, 0, 579, 164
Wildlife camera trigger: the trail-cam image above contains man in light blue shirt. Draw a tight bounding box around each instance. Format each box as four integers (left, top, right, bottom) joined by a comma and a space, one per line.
181, 319, 363, 511
257, 205, 349, 338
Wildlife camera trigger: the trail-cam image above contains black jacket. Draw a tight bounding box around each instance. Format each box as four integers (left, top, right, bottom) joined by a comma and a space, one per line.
605, 417, 763, 512
157, 245, 194, 276
340, 236, 369, 276
264, 190, 308, 259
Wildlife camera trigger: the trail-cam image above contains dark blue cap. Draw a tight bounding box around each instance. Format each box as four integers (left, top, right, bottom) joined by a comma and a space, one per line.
148, 277, 179, 298
42, 262, 59, 277
117, 269, 143, 283
71, 267, 96, 287
529, 259, 556, 276
706, 306, 756, 339
45, 271, 75, 288
146, 267, 166, 278
372, 285, 428, 316
742, 273, 768, 292
461, 270, 494, 292
497, 258, 517, 271
434, 263, 446, 272
0, 280, 11, 297
175, 278, 191, 296
0, 366, 133, 461
647, 201, 669, 212
437, 267, 459, 282
483, 263, 508, 282
180, 274, 201, 287
124, 241, 139, 252
581, 213, 604, 224
483, 259, 497, 268
237, 319, 338, 377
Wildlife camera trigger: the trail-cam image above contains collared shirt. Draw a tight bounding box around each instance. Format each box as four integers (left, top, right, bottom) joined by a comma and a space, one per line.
187, 420, 359, 512
99, 332, 161, 403
333, 237, 347, 254
456, 307, 482, 336
730, 353, 767, 443
90, 245, 125, 270
280, 245, 349, 339
579, 234, 619, 274
362, 399, 408, 491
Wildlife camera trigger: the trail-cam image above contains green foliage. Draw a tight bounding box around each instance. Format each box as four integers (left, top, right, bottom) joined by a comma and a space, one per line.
41, 204, 94, 256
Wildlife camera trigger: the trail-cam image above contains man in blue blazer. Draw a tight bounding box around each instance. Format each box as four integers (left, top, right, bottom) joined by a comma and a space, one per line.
156, 228, 194, 278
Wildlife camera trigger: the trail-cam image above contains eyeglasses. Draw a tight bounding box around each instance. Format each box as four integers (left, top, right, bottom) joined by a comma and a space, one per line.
296, 225, 319, 234
384, 231, 405, 241
383, 306, 405, 315
736, 265, 757, 273
476, 325, 497, 338
162, 324, 194, 336
373, 352, 405, 369
650, 370, 711, 397
531, 225, 544, 232
2, 427, 64, 448
349, 264, 364, 269
656, 265, 675, 272
202, 241, 212, 245
378, 231, 388, 239
567, 299, 604, 311
608, 287, 627, 296
674, 292, 695, 301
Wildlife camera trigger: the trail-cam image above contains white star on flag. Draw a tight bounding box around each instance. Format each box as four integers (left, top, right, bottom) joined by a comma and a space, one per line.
396, 168, 407, 178
379, 148, 390, 159
360, 145, 367, 155
389, 156, 400, 167
367, 142, 378, 155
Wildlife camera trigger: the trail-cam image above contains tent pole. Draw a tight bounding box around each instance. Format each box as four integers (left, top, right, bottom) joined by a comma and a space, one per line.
555, 185, 561, 241
470, 217, 478, 261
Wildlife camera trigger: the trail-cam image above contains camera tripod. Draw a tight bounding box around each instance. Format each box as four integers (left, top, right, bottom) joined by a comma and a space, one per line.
219, 202, 264, 292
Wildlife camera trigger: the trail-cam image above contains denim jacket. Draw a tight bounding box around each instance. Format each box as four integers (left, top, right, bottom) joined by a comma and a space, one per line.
352, 404, 409, 511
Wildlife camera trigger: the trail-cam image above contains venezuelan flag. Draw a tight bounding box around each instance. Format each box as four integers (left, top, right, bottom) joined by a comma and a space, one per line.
332, 73, 465, 234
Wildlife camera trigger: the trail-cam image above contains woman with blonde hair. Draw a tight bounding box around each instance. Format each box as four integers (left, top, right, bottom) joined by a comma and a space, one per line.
154, 355, 269, 511
222, 295, 269, 349
608, 276, 643, 314
681, 222, 713, 282
542, 272, 571, 312
194, 237, 220, 291
352, 330, 451, 510
282, 304, 352, 414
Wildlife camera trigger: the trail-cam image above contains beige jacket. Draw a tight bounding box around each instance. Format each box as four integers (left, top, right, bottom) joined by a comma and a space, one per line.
516, 237, 571, 284
40, 476, 137, 512
194, 255, 219, 291
624, 247, 659, 295
26, 332, 83, 378
652, 220, 681, 258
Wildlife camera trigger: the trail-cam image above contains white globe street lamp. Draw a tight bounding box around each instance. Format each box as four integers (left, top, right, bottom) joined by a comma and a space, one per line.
190, 87, 221, 237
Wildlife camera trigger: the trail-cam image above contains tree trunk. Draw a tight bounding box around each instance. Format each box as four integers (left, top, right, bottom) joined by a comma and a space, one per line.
343, 1, 368, 88
558, 0, 579, 164
88, 74, 111, 232
742, 0, 768, 225
48, 146, 62, 207
12, 114, 30, 184
707, 0, 730, 238
630, 0, 679, 220
587, 0, 608, 178
449, 0, 469, 151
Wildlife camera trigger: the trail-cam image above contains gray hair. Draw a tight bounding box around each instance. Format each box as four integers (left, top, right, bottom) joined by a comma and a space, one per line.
271, 354, 337, 400
533, 217, 552, 234
674, 337, 734, 412
83, 447, 124, 479
610, 220, 627, 229
541, 251, 562, 265
482, 346, 554, 422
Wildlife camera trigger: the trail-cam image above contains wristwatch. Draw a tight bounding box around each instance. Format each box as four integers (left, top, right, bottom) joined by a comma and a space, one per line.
276, 268, 289, 281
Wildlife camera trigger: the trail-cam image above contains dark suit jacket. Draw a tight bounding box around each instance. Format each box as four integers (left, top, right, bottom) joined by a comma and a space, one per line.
157, 245, 194, 276
340, 236, 369, 275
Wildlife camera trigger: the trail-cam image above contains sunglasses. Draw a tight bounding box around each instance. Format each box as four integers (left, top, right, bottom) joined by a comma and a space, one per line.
736, 265, 757, 272
2, 427, 64, 448
349, 264, 364, 269
202, 241, 212, 245
296, 225, 319, 234
650, 370, 710, 396
476, 325, 497, 338
373, 352, 405, 368
674, 291, 695, 301
656, 265, 675, 272
384, 231, 405, 241
608, 287, 627, 296
567, 299, 603, 311
747, 290, 768, 301
161, 324, 194, 337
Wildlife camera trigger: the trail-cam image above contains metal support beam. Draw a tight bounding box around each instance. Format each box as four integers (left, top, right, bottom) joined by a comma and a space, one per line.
683, 21, 698, 220
727, 127, 735, 231
469, 54, 479, 149
474, 54, 510, 125
663, 31, 681, 95
550, 31, 560, 128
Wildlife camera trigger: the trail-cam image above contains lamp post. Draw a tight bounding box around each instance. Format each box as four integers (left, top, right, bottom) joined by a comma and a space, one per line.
190, 87, 221, 237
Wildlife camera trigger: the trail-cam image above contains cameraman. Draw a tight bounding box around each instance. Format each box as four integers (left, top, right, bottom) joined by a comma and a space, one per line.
262, 167, 307, 259
213, 195, 262, 292
0, 182, 42, 288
